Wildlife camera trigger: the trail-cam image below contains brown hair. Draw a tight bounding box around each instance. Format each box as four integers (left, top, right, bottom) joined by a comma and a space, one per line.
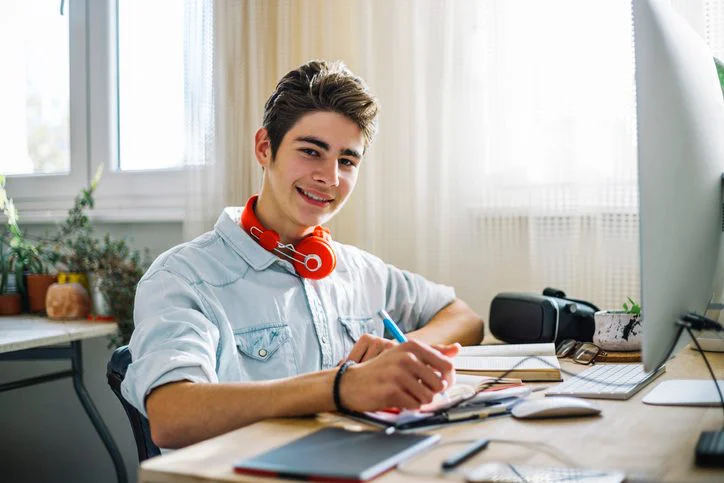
262, 60, 380, 159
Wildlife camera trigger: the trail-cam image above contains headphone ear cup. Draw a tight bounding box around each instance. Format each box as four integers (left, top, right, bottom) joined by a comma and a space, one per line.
293, 235, 337, 280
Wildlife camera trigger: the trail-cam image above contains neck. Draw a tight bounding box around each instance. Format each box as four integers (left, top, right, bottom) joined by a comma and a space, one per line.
254, 194, 313, 245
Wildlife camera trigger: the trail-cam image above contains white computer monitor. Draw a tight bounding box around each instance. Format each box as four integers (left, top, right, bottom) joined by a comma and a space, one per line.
634, 0, 724, 373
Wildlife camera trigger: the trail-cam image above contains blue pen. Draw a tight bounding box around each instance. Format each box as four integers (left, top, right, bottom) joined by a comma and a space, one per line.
378, 309, 449, 398
378, 309, 408, 343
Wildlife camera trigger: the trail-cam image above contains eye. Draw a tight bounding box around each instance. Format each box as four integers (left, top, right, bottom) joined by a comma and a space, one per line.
300, 148, 319, 157
339, 158, 357, 168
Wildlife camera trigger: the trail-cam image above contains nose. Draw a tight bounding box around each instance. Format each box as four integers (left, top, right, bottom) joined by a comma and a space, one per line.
313, 158, 339, 186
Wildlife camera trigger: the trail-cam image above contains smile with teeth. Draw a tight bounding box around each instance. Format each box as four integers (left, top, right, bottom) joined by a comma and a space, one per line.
297, 187, 333, 203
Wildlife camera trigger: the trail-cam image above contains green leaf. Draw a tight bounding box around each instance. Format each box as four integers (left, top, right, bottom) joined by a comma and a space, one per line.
715, 57, 724, 99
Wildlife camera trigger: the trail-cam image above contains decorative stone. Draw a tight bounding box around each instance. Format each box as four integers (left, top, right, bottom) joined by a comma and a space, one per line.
593, 310, 643, 351
45, 282, 91, 320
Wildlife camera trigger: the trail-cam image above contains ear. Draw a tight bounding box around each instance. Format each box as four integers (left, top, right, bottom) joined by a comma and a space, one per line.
254, 128, 272, 169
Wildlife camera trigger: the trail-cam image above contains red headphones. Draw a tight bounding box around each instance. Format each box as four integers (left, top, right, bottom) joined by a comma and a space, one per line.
240, 195, 337, 280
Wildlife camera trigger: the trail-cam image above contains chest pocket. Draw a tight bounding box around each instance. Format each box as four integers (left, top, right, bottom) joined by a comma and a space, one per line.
234, 323, 299, 380
339, 316, 379, 354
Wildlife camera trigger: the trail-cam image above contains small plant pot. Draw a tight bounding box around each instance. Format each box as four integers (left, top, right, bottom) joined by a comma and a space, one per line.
593, 310, 643, 351
26, 274, 58, 313
87, 272, 113, 319
0, 293, 22, 316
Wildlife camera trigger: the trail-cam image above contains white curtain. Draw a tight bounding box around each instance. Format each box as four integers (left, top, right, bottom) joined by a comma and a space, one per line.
183, 0, 220, 241
186, 0, 724, 319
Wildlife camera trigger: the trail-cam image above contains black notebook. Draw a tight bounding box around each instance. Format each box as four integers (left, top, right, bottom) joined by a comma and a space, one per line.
233, 427, 440, 482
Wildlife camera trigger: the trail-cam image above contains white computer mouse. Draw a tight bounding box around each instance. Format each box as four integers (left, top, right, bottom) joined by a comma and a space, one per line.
511, 396, 601, 419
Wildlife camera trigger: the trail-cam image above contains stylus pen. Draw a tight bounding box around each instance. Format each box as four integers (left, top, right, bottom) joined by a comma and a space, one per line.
441, 438, 490, 470
378, 309, 408, 343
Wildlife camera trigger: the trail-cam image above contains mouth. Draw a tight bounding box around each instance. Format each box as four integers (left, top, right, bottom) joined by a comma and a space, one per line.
296, 187, 334, 207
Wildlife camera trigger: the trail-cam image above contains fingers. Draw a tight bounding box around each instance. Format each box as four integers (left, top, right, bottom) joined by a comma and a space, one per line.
400, 340, 456, 387
345, 334, 397, 363
432, 342, 461, 358
345, 340, 368, 363
397, 376, 436, 408
360, 337, 395, 362
402, 354, 446, 394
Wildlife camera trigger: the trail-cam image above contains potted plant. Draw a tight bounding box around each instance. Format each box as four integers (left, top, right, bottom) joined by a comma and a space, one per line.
20, 243, 57, 314
0, 177, 22, 315
0, 175, 59, 313
43, 166, 148, 345
593, 297, 643, 351
93, 233, 149, 346
0, 241, 21, 315
44, 166, 104, 294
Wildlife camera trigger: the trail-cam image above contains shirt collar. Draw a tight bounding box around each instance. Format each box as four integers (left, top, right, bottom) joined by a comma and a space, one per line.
214, 207, 288, 273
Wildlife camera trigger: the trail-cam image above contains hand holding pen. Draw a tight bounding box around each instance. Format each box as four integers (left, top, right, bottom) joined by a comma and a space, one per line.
378, 309, 459, 398
334, 320, 459, 413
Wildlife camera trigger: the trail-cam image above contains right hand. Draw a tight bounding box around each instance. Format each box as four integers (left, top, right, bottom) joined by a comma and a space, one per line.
341, 333, 398, 364
338, 340, 459, 412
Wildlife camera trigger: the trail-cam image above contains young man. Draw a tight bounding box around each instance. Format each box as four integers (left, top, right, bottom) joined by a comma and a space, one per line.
122, 60, 485, 449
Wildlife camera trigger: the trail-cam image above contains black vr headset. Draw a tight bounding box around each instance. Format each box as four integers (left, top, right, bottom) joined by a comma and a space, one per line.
488, 288, 600, 344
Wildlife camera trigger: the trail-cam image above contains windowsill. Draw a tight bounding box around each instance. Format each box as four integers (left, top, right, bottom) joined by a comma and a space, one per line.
17, 207, 185, 224
12, 188, 187, 224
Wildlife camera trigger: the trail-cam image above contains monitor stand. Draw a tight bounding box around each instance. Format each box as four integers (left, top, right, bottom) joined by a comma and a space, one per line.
642, 310, 724, 406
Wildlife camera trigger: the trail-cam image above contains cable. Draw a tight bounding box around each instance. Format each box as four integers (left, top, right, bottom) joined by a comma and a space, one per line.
480, 321, 689, 394
685, 326, 724, 429
393, 440, 475, 480
395, 438, 579, 481
396, 319, 722, 481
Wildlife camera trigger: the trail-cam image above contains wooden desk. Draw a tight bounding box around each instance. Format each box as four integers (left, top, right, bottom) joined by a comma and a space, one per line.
139, 347, 724, 483
0, 315, 127, 483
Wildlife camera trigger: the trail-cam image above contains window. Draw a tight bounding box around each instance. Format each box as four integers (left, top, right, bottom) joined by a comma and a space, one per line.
0, 0, 70, 176
3, 0, 212, 222
117, 0, 186, 171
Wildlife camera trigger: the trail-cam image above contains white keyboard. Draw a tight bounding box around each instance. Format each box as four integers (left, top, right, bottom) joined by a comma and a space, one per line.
545, 363, 665, 400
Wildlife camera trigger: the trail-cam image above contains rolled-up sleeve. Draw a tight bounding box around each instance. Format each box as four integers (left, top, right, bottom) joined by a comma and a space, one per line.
384, 264, 456, 333
121, 269, 220, 417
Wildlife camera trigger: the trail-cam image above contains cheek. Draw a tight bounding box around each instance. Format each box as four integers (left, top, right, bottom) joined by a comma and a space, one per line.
339, 171, 358, 195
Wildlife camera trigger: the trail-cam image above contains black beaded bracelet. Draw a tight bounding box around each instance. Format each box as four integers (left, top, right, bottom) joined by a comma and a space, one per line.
333, 360, 356, 413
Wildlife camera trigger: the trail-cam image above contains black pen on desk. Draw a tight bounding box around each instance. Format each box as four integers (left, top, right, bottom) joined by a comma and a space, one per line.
441, 438, 490, 470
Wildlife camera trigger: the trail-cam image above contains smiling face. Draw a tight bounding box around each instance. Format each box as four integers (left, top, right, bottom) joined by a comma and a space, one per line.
254, 111, 365, 244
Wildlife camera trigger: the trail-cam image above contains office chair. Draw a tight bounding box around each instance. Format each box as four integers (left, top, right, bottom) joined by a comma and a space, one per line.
107, 345, 161, 461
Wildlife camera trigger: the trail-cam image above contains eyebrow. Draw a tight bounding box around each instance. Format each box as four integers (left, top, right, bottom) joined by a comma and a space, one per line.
295, 136, 362, 159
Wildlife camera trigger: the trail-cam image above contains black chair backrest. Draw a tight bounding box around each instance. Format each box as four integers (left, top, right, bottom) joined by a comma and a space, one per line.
106, 346, 160, 461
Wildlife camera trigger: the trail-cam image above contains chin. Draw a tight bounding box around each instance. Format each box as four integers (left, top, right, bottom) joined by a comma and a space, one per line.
296, 206, 337, 227
299, 214, 331, 228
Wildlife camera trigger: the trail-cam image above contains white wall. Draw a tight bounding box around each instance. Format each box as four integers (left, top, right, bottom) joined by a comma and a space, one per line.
0, 222, 183, 483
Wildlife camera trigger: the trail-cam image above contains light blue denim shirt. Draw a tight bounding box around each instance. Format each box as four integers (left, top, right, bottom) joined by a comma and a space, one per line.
121, 207, 456, 417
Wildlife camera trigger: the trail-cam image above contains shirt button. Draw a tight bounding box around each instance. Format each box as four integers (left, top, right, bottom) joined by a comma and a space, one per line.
258, 348, 268, 357
321, 336, 328, 344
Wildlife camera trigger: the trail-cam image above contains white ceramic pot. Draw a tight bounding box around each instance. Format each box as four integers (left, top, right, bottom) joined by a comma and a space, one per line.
87, 272, 112, 317
593, 310, 643, 351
